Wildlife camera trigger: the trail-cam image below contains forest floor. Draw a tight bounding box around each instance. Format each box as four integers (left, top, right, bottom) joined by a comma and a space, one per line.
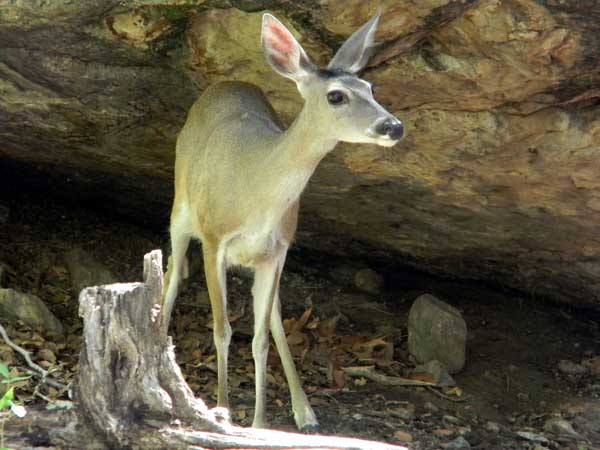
0, 194, 599, 450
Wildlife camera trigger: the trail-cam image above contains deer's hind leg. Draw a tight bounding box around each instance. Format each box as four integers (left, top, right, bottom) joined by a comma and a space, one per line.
163, 201, 193, 327
203, 240, 232, 409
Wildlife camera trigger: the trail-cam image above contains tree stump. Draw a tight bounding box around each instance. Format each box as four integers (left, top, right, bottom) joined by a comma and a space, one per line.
75, 250, 408, 450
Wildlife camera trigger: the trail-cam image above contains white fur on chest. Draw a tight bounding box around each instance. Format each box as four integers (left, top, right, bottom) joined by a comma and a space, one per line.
224, 220, 284, 268
222, 170, 311, 268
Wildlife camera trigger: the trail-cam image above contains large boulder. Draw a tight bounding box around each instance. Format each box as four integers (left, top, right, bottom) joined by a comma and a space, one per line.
65, 248, 118, 296
0, 0, 599, 307
0, 289, 64, 334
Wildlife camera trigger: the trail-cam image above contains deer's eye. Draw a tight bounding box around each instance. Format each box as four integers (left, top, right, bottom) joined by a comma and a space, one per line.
327, 90, 347, 105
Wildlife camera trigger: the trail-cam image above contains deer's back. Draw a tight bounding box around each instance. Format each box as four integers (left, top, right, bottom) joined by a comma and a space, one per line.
175, 81, 286, 237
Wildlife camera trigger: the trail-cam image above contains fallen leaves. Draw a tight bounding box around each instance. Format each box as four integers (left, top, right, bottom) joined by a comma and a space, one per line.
0, 323, 78, 405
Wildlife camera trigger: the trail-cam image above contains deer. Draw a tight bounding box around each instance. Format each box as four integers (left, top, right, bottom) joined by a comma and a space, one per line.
162, 11, 404, 432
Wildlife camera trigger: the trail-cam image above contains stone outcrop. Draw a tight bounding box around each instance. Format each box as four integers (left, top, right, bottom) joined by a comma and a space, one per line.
1, 0, 599, 307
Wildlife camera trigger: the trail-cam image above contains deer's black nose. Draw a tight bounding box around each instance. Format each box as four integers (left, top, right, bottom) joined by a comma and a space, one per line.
376, 118, 404, 140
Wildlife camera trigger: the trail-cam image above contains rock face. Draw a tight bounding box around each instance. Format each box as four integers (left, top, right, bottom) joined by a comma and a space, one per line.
0, 1, 599, 307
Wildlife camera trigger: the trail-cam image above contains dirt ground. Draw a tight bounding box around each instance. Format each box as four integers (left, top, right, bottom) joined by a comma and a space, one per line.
0, 193, 599, 450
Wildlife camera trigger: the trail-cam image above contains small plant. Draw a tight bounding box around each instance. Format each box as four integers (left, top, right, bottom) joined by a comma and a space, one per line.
0, 363, 29, 450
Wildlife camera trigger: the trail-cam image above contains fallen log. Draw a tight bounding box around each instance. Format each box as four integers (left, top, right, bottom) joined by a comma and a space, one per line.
74, 250, 408, 450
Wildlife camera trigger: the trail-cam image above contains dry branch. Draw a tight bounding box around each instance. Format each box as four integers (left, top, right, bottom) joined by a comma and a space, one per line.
342, 366, 436, 387
0, 322, 66, 390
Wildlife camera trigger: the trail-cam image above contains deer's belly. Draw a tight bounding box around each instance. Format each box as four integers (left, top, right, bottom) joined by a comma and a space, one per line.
225, 229, 283, 268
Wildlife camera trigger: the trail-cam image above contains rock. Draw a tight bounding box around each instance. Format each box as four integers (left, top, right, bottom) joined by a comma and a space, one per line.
440, 436, 471, 449
485, 421, 501, 433
583, 357, 600, 376
1, 1, 600, 309
456, 426, 471, 436
443, 415, 460, 425
332, 293, 396, 328
515, 431, 549, 444
572, 404, 600, 441
543, 417, 583, 439
558, 359, 588, 375
329, 264, 360, 287
353, 268, 384, 295
434, 428, 455, 438
387, 404, 415, 421
393, 431, 413, 443
407, 294, 467, 374
423, 401, 439, 413
413, 359, 456, 386
0, 289, 63, 334
0, 205, 9, 224
65, 248, 118, 295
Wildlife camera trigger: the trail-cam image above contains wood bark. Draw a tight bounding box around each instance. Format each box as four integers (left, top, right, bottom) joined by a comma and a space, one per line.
74, 250, 407, 450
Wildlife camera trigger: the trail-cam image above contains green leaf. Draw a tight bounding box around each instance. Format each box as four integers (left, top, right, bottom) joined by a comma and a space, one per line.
0, 363, 8, 378
0, 447, 14, 450
0, 387, 14, 410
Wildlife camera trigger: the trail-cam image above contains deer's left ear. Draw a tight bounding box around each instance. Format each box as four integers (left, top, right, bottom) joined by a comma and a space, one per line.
328, 11, 380, 73
262, 14, 316, 83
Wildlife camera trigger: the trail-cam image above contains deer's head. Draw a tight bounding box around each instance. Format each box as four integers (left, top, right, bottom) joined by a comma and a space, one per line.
262, 12, 403, 147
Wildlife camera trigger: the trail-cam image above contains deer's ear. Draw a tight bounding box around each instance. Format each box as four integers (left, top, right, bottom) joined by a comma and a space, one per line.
262, 14, 315, 82
328, 11, 380, 73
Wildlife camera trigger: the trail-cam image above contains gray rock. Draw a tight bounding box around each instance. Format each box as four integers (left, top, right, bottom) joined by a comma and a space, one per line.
443, 415, 460, 425
515, 431, 549, 444
408, 294, 467, 374
573, 406, 600, 440
558, 359, 588, 375
485, 421, 500, 433
543, 417, 583, 439
332, 293, 396, 327
423, 401, 439, 413
413, 359, 456, 386
65, 247, 118, 295
354, 268, 384, 295
0, 289, 63, 334
387, 404, 415, 420
440, 436, 471, 449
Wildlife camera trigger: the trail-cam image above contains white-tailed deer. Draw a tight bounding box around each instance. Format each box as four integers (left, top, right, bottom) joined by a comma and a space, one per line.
162, 11, 403, 431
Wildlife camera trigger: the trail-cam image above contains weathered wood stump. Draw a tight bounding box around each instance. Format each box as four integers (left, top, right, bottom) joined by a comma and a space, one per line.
75, 250, 407, 450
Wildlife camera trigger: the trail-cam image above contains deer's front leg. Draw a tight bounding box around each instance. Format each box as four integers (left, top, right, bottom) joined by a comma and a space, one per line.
270, 289, 319, 432
251, 259, 280, 428
203, 242, 231, 409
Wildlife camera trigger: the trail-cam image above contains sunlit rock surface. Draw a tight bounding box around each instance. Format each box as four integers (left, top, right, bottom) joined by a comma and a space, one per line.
1, 0, 599, 306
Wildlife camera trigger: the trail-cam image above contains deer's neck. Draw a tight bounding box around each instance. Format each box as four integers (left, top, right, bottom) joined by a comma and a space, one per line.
262, 101, 337, 216
275, 100, 337, 173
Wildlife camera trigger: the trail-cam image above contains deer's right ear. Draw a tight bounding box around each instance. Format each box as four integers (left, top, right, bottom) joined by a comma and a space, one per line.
262, 14, 315, 83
